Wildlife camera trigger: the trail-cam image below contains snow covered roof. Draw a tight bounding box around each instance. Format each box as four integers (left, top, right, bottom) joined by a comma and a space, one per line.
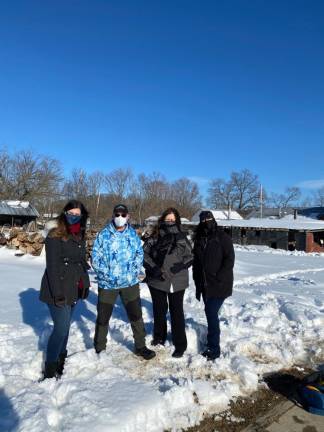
246, 207, 295, 219
191, 208, 243, 222
0, 200, 39, 217
216, 217, 324, 231
144, 216, 159, 223
144, 215, 192, 225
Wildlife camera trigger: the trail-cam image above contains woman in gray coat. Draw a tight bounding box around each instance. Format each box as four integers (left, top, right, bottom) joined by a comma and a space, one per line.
143, 208, 193, 357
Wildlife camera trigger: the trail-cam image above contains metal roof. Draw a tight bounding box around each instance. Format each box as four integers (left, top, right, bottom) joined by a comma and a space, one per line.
215, 217, 324, 232
0, 200, 39, 217
191, 208, 243, 221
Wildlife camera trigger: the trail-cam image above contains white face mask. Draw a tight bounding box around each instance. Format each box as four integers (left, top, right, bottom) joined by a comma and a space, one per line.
114, 216, 128, 227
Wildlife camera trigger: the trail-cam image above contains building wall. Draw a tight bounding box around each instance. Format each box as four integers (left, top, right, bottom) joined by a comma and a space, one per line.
0, 215, 37, 226
231, 227, 289, 250
305, 232, 324, 253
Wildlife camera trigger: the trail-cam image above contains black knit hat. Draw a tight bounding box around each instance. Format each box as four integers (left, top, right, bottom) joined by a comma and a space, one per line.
199, 210, 215, 222
113, 204, 129, 214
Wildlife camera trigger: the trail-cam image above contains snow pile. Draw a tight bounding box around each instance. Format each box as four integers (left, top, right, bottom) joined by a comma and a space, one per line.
0, 246, 323, 431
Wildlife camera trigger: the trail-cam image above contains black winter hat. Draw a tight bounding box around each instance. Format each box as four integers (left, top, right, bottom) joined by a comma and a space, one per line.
113, 204, 129, 214
199, 210, 215, 222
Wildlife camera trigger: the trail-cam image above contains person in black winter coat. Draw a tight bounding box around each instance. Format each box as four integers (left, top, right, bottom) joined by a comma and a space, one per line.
39, 200, 90, 379
193, 211, 235, 361
143, 208, 193, 358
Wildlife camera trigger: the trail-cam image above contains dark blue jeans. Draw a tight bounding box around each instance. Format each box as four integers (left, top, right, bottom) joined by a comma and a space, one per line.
203, 296, 224, 356
46, 304, 75, 363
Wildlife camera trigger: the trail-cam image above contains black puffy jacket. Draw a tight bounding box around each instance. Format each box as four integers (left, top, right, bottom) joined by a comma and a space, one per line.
193, 228, 235, 300
39, 233, 90, 305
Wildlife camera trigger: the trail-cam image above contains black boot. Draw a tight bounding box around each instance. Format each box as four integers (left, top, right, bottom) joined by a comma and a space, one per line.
57, 351, 67, 377
172, 349, 185, 358
41, 361, 58, 380
134, 346, 156, 360
151, 338, 165, 347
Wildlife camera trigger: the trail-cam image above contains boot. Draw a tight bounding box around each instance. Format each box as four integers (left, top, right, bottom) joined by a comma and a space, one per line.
134, 346, 156, 360
172, 349, 185, 358
41, 361, 58, 380
151, 338, 165, 347
202, 349, 220, 361
57, 351, 67, 377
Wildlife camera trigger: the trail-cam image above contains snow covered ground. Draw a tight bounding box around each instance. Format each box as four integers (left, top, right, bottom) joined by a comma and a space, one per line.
0, 245, 324, 432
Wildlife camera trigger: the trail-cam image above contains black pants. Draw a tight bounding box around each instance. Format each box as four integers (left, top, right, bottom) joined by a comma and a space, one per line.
94, 285, 146, 351
149, 286, 187, 352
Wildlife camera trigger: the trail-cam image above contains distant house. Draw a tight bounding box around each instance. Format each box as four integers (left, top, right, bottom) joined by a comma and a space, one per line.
246, 207, 295, 219
216, 216, 324, 253
0, 200, 39, 227
299, 207, 324, 220
191, 208, 243, 222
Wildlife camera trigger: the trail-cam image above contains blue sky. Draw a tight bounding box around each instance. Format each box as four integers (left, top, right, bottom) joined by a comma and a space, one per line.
0, 1, 323, 197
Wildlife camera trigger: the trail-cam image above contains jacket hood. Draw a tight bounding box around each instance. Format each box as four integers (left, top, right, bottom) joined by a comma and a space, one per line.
42, 219, 58, 238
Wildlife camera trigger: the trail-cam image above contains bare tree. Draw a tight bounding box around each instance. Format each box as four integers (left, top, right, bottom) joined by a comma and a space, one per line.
207, 169, 261, 211
207, 178, 237, 210
128, 174, 147, 225
62, 168, 89, 200
170, 177, 202, 218
312, 187, 324, 206
0, 149, 63, 213
104, 168, 133, 202
268, 187, 301, 208
88, 171, 104, 224
0, 148, 13, 199
230, 169, 260, 209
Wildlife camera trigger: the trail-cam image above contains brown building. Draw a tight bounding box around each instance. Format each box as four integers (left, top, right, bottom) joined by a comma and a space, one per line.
216, 218, 324, 253
0, 200, 39, 227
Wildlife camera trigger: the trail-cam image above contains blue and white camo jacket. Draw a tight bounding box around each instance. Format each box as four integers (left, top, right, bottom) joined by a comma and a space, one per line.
92, 222, 143, 290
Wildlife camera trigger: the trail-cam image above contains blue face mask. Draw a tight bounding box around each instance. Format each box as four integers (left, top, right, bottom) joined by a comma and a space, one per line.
65, 214, 82, 225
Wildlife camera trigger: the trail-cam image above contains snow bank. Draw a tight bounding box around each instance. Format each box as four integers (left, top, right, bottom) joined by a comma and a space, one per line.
0, 246, 323, 431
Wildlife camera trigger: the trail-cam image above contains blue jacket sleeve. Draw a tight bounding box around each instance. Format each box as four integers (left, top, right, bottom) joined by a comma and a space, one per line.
91, 232, 109, 280
133, 233, 144, 275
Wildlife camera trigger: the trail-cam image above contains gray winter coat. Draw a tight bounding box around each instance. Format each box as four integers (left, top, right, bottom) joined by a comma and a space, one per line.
143, 229, 193, 293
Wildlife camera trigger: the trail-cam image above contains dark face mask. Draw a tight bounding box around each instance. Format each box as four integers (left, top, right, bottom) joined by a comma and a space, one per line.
66, 214, 82, 225
160, 221, 179, 234
201, 219, 215, 233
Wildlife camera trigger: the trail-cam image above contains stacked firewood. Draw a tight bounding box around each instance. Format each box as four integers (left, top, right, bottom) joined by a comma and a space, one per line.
0, 233, 7, 246
86, 229, 98, 258
6, 229, 44, 256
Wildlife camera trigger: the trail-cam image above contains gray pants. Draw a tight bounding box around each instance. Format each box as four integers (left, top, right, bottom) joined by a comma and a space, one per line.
94, 284, 146, 351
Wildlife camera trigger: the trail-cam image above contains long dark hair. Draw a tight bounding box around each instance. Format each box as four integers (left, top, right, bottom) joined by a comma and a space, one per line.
157, 207, 181, 235
50, 200, 89, 240
159, 207, 181, 227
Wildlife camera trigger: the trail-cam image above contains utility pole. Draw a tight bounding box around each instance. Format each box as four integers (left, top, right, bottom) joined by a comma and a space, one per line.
260, 184, 263, 218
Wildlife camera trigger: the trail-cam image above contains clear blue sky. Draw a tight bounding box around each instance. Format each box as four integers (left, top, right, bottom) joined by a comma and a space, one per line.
0, 0, 323, 197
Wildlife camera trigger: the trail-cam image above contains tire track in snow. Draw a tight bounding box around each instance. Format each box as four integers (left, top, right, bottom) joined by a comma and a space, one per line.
234, 267, 324, 288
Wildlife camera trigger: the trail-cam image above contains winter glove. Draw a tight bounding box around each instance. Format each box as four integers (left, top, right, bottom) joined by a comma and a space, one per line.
150, 266, 164, 280
54, 296, 66, 307
170, 262, 186, 274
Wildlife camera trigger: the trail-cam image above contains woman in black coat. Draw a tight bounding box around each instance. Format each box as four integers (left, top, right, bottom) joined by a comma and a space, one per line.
193, 211, 235, 361
39, 200, 90, 379
143, 208, 193, 358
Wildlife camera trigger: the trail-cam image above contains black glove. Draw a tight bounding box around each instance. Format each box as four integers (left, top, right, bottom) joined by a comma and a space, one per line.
150, 266, 164, 280
170, 262, 186, 274
79, 287, 89, 300
54, 296, 66, 307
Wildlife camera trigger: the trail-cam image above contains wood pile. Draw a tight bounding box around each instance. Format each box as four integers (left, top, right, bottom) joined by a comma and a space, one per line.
6, 229, 44, 256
